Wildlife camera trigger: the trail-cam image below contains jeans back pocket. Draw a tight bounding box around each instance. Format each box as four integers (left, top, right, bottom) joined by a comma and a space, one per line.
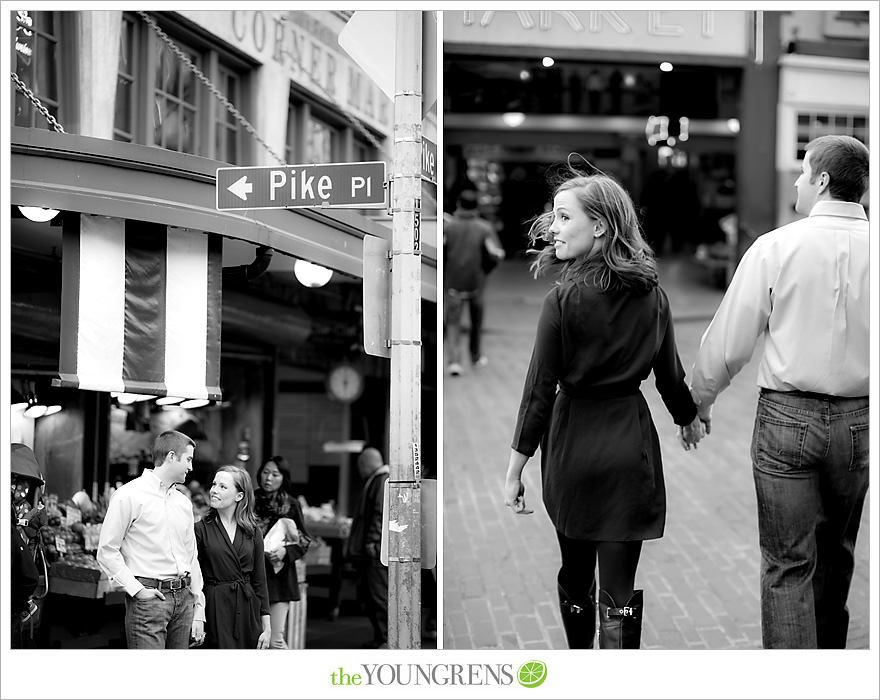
849, 424, 869, 471
753, 415, 808, 472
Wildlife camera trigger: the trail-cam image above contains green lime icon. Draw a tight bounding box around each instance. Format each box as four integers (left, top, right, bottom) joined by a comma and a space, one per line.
517, 660, 547, 688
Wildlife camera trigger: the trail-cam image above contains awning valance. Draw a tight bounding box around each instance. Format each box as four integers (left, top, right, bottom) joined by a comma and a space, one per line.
54, 213, 223, 400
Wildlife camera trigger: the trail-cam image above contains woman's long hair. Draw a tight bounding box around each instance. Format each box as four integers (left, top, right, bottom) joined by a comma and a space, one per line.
204, 465, 258, 537
527, 169, 657, 294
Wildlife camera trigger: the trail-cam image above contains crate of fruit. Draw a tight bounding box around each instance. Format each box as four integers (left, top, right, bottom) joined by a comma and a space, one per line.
50, 554, 103, 583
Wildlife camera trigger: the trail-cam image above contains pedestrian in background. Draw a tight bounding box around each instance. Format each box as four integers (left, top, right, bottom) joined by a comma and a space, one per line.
195, 465, 271, 649
444, 189, 506, 376
690, 135, 869, 649
345, 447, 390, 648
503, 170, 704, 649
97, 430, 206, 649
254, 455, 311, 649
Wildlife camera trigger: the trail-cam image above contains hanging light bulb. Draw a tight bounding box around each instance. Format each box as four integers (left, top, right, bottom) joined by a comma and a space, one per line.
18, 206, 61, 222
156, 396, 185, 406
180, 398, 210, 409
294, 260, 333, 288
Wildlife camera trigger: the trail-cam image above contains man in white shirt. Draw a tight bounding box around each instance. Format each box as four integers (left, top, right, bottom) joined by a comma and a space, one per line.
97, 430, 206, 648
690, 135, 869, 648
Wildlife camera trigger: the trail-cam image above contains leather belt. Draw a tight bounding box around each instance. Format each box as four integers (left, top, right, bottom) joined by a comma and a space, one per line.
135, 574, 191, 591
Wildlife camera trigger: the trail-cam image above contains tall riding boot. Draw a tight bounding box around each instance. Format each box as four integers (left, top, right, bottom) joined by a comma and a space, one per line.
557, 572, 597, 649
597, 589, 643, 649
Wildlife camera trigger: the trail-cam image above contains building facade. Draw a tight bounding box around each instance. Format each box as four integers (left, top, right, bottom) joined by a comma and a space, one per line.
10, 9, 437, 545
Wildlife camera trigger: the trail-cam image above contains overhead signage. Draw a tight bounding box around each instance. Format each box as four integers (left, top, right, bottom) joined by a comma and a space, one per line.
421, 137, 437, 184
216, 161, 386, 211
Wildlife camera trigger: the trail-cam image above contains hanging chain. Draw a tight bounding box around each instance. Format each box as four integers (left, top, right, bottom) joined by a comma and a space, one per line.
10, 71, 66, 133
138, 11, 286, 166
307, 75, 387, 156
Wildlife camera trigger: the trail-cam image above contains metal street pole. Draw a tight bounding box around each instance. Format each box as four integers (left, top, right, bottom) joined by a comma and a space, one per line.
387, 9, 422, 650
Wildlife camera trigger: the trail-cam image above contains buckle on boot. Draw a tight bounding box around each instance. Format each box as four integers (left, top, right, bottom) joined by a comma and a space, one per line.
566, 602, 585, 614
607, 606, 638, 618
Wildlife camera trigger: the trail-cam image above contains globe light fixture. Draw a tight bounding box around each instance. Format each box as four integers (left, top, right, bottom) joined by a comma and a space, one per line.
659, 61, 674, 72
501, 112, 526, 128
19, 206, 60, 222
156, 396, 185, 406
294, 259, 333, 288
727, 118, 741, 134
180, 398, 210, 409
542, 56, 555, 68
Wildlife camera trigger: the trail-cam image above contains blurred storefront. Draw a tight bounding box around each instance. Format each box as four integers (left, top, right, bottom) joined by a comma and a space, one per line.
444, 9, 868, 284
9, 9, 436, 646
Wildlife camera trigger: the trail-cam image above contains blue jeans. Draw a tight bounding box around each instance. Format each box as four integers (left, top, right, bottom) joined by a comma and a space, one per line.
751, 390, 868, 648
124, 587, 195, 649
444, 288, 485, 365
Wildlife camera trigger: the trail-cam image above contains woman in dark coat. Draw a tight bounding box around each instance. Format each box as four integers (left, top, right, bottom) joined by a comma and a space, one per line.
503, 171, 704, 649
254, 456, 311, 649
195, 465, 271, 649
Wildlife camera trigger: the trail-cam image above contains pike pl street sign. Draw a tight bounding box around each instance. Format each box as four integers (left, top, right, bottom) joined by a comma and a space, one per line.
216, 161, 387, 210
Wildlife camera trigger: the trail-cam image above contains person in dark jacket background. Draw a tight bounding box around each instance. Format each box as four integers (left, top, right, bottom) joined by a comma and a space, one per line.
345, 447, 390, 648
503, 171, 704, 649
254, 455, 311, 649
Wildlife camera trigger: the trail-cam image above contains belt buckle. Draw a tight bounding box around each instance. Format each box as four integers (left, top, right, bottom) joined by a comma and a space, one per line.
169, 578, 183, 591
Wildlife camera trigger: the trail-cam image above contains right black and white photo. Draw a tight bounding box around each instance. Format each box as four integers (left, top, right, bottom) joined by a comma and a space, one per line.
442, 8, 871, 653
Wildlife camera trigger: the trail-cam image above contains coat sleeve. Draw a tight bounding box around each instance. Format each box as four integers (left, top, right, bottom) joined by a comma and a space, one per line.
652, 288, 698, 426
251, 529, 271, 617
511, 288, 563, 456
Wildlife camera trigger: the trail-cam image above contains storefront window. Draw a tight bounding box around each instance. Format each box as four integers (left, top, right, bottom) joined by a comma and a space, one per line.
287, 93, 380, 166
14, 10, 61, 129
796, 111, 869, 159
214, 66, 241, 164
114, 13, 247, 161
306, 116, 337, 163
113, 15, 137, 142
153, 36, 199, 154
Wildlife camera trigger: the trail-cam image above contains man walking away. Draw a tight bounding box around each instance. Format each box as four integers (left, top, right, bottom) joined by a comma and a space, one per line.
690, 135, 869, 648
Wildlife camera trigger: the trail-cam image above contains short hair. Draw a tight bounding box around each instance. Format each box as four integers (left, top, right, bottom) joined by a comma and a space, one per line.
805, 135, 869, 202
457, 189, 479, 211
152, 430, 195, 467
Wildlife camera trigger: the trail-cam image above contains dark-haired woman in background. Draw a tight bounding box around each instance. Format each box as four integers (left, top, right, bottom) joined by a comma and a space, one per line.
254, 455, 311, 649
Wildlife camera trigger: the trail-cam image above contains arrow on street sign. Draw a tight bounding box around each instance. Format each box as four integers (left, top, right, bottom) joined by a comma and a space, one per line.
227, 175, 253, 201
216, 161, 387, 211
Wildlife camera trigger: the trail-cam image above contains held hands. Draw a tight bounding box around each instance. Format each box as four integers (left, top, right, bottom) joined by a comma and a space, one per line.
678, 415, 707, 451
257, 620, 271, 649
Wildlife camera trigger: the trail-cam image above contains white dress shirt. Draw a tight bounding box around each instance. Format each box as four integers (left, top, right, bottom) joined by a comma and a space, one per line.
691, 200, 869, 407
97, 469, 205, 622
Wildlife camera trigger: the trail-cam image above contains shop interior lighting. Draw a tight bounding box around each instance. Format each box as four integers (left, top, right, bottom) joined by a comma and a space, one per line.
659, 62, 674, 72
112, 392, 156, 405
623, 73, 636, 88
156, 396, 185, 406
501, 112, 526, 128
179, 398, 210, 409
18, 206, 61, 222
294, 259, 333, 288
541, 56, 555, 68
727, 118, 741, 134
519, 69, 531, 81
667, 137, 677, 146
23, 391, 48, 419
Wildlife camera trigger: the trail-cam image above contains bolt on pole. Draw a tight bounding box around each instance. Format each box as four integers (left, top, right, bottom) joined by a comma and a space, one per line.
387, 9, 423, 650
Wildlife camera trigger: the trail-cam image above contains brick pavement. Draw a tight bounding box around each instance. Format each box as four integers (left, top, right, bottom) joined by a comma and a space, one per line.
442, 256, 870, 650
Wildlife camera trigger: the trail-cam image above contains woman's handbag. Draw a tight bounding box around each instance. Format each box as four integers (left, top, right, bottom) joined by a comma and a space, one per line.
264, 518, 311, 572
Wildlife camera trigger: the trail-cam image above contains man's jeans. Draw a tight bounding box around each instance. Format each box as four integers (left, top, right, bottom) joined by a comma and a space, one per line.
444, 288, 485, 366
124, 588, 195, 649
751, 389, 868, 648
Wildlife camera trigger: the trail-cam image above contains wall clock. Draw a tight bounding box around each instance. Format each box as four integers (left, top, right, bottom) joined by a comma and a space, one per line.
326, 363, 364, 403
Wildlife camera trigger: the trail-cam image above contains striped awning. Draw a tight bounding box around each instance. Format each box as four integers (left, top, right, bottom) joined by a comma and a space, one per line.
55, 213, 223, 400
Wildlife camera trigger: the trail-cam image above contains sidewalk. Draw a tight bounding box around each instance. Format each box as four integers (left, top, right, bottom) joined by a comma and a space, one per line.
442, 254, 870, 650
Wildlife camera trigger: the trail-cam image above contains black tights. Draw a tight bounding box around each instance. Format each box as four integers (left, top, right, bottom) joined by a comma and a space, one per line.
556, 531, 642, 606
